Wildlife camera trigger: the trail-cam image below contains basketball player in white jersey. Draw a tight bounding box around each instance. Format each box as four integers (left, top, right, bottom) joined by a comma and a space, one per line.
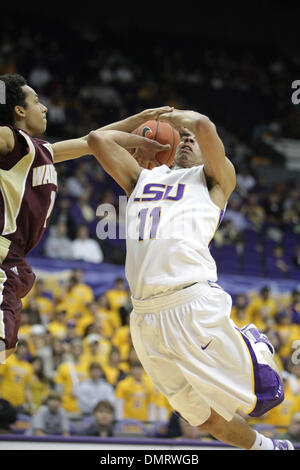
88, 109, 293, 450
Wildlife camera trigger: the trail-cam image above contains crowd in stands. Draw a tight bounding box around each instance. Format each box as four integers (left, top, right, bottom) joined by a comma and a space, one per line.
0, 12, 300, 443
0, 270, 299, 442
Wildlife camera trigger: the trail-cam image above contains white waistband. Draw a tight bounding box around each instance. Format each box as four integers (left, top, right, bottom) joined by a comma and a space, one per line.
131, 281, 219, 314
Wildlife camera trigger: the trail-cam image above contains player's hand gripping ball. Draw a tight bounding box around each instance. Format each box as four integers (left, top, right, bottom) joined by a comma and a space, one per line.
131, 120, 180, 169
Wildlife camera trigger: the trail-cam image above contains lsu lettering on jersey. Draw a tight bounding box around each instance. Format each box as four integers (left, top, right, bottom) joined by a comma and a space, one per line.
125, 164, 225, 300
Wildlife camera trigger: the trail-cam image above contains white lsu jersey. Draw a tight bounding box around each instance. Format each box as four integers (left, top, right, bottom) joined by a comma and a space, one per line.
125, 164, 226, 300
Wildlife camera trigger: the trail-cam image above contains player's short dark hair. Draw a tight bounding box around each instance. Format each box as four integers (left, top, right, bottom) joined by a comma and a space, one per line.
0, 74, 28, 126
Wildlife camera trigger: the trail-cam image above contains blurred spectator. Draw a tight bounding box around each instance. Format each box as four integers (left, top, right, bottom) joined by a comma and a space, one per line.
26, 392, 70, 436
70, 189, 95, 228
29, 356, 50, 412
54, 339, 88, 414
19, 311, 32, 341
46, 337, 65, 379
80, 400, 115, 437
65, 163, 90, 198
289, 289, 300, 324
112, 313, 131, 361
0, 399, 17, 434
115, 361, 155, 422
0, 340, 33, 413
241, 193, 266, 231
214, 219, 244, 250
247, 286, 277, 331
28, 60, 51, 88
50, 198, 77, 240
23, 298, 42, 326
31, 279, 54, 322
74, 362, 115, 415
230, 294, 252, 329
106, 277, 129, 318
97, 293, 121, 331
81, 333, 111, 368
44, 223, 74, 260
236, 167, 256, 197
28, 325, 52, 368
223, 198, 248, 231
264, 191, 284, 227
271, 245, 290, 278
102, 346, 127, 388
72, 225, 104, 263
48, 310, 67, 340
279, 412, 300, 443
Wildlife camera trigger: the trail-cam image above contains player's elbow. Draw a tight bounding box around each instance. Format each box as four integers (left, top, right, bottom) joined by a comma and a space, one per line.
87, 130, 108, 154
195, 115, 215, 133
87, 130, 101, 147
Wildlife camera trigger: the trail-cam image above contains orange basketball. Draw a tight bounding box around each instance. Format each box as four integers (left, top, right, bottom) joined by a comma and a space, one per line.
131, 120, 180, 169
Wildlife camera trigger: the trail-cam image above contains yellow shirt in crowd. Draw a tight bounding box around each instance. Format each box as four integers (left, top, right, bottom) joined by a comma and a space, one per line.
247, 297, 277, 331
261, 388, 300, 431
0, 355, 33, 407
54, 361, 88, 413
274, 323, 300, 359
115, 375, 155, 421
112, 325, 130, 360
230, 306, 253, 329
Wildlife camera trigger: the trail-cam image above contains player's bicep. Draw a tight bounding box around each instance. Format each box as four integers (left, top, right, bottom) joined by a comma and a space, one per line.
0, 126, 14, 156
87, 132, 142, 196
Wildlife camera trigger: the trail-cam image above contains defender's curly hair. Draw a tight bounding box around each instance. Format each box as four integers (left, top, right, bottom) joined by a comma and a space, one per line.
0, 74, 27, 126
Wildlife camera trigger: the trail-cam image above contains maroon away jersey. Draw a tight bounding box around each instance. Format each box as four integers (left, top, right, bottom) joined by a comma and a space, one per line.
0, 125, 57, 256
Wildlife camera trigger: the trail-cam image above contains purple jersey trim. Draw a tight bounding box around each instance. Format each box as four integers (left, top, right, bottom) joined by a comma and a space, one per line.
238, 328, 284, 417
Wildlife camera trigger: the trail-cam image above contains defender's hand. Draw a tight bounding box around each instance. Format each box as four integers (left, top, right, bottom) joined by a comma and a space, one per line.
141, 106, 174, 122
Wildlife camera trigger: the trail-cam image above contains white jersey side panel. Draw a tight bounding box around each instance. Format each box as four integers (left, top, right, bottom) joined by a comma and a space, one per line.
125, 165, 225, 300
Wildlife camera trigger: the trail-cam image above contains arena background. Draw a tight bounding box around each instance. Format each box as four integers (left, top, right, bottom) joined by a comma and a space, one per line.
0, 1, 300, 451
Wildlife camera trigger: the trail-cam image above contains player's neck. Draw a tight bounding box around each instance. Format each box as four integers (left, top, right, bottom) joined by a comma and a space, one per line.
13, 121, 34, 136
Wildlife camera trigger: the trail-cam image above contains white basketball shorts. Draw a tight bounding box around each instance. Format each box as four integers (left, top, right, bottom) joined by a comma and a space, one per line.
130, 281, 283, 426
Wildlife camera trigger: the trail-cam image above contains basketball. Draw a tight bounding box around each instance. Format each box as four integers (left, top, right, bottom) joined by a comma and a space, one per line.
131, 120, 180, 169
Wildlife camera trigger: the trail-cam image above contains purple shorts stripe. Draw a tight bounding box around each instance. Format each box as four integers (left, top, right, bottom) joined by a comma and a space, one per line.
238, 329, 285, 417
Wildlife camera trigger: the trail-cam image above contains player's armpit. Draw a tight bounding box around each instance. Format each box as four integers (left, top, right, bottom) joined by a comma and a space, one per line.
51, 138, 91, 163
194, 118, 236, 196
0, 126, 15, 156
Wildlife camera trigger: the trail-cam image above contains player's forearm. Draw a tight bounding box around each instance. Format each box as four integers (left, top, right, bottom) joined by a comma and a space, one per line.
88, 129, 149, 151
83, 107, 172, 137
89, 110, 150, 135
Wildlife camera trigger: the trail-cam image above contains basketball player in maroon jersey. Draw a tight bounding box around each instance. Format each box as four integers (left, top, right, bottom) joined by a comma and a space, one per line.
0, 74, 171, 360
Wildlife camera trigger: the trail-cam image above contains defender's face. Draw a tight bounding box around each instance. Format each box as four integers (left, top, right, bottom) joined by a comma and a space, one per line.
21, 85, 48, 135
174, 130, 204, 168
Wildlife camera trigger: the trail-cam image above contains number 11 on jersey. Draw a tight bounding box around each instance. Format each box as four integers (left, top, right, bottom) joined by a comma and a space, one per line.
138, 207, 161, 241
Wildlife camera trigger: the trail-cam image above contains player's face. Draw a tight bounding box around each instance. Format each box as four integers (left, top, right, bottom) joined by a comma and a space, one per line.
21, 85, 48, 135
174, 130, 204, 168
